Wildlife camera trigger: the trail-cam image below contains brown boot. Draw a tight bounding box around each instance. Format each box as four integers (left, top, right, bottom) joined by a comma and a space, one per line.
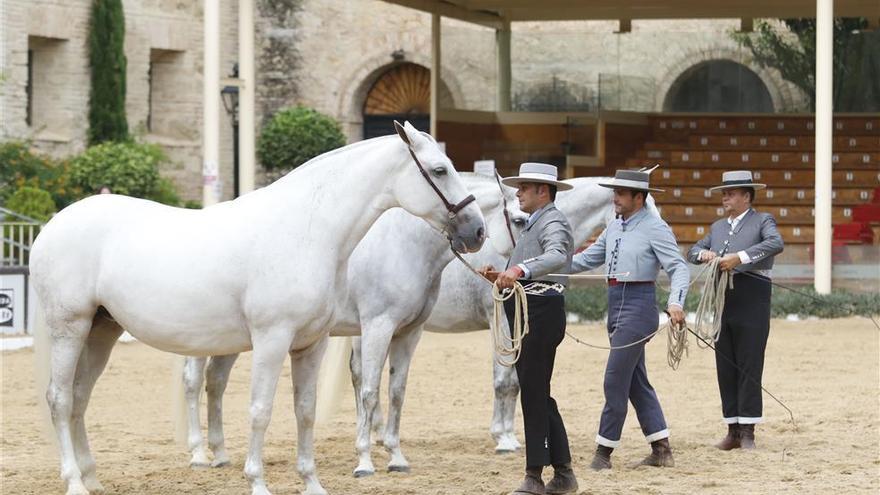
510, 466, 545, 495
545, 463, 578, 494
715, 424, 741, 450
638, 438, 675, 467
739, 424, 756, 449
589, 445, 613, 471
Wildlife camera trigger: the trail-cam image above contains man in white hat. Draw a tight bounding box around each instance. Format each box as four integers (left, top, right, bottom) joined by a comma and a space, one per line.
687, 170, 784, 450
569, 168, 689, 470
481, 162, 577, 495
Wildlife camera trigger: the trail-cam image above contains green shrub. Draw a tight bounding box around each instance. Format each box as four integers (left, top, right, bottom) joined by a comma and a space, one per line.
5, 186, 56, 222
257, 106, 346, 173
0, 141, 82, 209
146, 176, 181, 206
69, 141, 164, 198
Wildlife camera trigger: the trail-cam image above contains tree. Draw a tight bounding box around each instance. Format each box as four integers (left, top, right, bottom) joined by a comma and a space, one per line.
735, 18, 880, 112
257, 106, 346, 175
88, 0, 129, 144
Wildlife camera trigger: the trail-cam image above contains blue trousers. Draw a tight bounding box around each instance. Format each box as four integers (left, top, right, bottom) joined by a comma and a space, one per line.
596, 283, 669, 448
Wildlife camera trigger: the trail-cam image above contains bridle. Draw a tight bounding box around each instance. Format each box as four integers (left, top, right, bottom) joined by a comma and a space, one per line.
493, 171, 517, 248
397, 128, 476, 219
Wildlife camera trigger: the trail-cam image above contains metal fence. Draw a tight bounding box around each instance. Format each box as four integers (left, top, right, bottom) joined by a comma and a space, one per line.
1, 207, 42, 267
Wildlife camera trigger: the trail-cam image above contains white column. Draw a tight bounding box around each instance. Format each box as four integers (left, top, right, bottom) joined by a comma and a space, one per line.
202, 0, 221, 207
496, 19, 511, 112
239, 0, 256, 195
814, 0, 833, 294
430, 13, 440, 136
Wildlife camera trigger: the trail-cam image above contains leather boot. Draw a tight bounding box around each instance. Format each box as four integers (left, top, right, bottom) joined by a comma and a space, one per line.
545, 463, 578, 494
715, 424, 741, 450
510, 466, 545, 495
739, 424, 756, 449
638, 438, 675, 467
589, 445, 613, 471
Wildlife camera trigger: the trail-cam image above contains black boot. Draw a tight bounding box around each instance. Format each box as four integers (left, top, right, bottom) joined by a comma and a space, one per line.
739, 424, 756, 449
715, 424, 741, 450
510, 466, 545, 495
589, 445, 613, 470
545, 463, 578, 494
638, 438, 675, 467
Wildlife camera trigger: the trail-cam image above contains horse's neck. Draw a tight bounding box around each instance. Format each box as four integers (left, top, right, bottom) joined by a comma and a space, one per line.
558, 186, 613, 246
269, 140, 402, 264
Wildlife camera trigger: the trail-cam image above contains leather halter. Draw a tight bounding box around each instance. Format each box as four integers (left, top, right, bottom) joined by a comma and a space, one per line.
397, 125, 476, 219
493, 171, 517, 248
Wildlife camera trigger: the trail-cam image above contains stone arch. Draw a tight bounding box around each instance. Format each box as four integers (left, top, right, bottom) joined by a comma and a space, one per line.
336, 52, 465, 141
654, 48, 798, 113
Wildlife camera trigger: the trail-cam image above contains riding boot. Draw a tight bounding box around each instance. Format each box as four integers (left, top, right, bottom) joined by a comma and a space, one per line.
739, 424, 756, 449
545, 463, 578, 494
510, 466, 545, 495
715, 424, 741, 450
638, 438, 675, 467
589, 445, 613, 471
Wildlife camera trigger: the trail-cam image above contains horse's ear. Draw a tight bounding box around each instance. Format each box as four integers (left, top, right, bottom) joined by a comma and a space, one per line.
394, 120, 411, 145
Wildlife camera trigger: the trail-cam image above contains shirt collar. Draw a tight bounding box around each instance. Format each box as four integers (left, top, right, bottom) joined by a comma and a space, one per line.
620, 206, 648, 227
527, 202, 554, 226
727, 208, 751, 226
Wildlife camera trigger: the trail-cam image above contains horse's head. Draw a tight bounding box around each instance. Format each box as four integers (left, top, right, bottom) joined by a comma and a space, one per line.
462, 174, 529, 257
392, 121, 486, 253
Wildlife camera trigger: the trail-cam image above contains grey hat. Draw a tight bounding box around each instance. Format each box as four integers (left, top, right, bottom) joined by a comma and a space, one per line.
500, 162, 573, 191
709, 170, 767, 192
597, 169, 664, 193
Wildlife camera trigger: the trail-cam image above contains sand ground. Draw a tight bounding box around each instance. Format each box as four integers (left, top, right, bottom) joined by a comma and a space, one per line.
2, 318, 878, 494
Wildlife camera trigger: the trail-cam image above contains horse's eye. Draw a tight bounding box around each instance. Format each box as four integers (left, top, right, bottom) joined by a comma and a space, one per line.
432, 167, 447, 177
512, 218, 526, 226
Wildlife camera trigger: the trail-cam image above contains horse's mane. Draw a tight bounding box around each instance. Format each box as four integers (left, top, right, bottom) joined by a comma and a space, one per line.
277, 135, 399, 179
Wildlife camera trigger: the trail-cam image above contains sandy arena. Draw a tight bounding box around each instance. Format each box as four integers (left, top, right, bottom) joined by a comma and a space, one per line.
2, 317, 878, 494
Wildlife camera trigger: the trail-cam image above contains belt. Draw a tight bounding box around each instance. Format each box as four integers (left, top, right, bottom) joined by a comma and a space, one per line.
607, 279, 655, 287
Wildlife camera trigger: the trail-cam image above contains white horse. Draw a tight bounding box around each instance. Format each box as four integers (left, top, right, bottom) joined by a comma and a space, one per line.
30, 121, 485, 495
421, 177, 659, 452
180, 173, 528, 476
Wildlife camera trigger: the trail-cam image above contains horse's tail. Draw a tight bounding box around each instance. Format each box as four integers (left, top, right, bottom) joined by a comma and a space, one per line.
32, 302, 58, 450
315, 336, 352, 429
170, 356, 190, 447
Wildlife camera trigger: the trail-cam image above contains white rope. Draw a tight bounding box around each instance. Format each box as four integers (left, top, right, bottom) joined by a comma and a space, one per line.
691, 257, 732, 346
491, 281, 565, 367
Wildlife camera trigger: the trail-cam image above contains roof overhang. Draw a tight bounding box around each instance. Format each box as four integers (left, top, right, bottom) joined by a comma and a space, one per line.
381, 0, 880, 28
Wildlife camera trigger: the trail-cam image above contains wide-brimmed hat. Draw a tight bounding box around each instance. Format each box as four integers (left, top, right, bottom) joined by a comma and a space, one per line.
709, 170, 767, 192
597, 168, 664, 193
500, 162, 573, 191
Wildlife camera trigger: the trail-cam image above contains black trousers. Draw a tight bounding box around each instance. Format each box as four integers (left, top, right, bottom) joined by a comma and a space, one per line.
716, 273, 772, 423
504, 294, 571, 468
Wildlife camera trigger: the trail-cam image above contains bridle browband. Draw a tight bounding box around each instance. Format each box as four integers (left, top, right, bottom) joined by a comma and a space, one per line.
397, 124, 476, 219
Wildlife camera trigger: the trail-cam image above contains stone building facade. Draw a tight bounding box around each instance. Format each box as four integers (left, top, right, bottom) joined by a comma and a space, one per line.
1, 0, 809, 201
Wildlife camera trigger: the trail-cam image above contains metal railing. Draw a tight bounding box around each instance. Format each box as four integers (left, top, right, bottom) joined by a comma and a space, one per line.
1, 207, 43, 267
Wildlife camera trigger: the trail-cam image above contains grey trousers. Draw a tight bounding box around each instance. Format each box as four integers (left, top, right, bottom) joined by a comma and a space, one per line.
596, 283, 669, 448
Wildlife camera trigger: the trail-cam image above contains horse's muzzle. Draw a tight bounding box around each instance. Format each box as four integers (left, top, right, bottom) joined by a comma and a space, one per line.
448, 212, 486, 254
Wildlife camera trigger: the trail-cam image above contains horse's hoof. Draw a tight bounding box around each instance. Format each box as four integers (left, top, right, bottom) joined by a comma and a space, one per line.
211, 459, 231, 468
495, 446, 517, 454
190, 461, 211, 469
353, 469, 375, 478
83, 476, 105, 494
387, 464, 410, 473
65, 482, 90, 495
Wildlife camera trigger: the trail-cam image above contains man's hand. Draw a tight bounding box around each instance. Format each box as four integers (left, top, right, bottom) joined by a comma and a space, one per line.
496, 266, 524, 289
667, 305, 685, 326
719, 253, 741, 272
478, 265, 495, 276
699, 250, 717, 263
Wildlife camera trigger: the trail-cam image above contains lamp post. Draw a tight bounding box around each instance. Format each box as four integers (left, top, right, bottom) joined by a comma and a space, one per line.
221, 64, 240, 198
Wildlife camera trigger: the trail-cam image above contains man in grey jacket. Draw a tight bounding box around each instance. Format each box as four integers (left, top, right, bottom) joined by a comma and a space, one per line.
687, 170, 784, 450
570, 168, 689, 470
483, 163, 577, 495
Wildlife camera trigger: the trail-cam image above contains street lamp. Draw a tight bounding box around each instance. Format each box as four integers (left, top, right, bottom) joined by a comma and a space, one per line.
221, 63, 240, 197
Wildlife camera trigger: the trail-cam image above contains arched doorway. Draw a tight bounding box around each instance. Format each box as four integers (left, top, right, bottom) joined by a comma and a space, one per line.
362, 63, 451, 139
663, 60, 774, 113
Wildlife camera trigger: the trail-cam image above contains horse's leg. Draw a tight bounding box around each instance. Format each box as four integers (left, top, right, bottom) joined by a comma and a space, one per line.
290, 335, 329, 495
206, 353, 239, 467
71, 316, 123, 493
383, 324, 423, 473
243, 330, 294, 495
46, 314, 92, 495
353, 319, 395, 477
183, 356, 210, 467
492, 354, 522, 453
